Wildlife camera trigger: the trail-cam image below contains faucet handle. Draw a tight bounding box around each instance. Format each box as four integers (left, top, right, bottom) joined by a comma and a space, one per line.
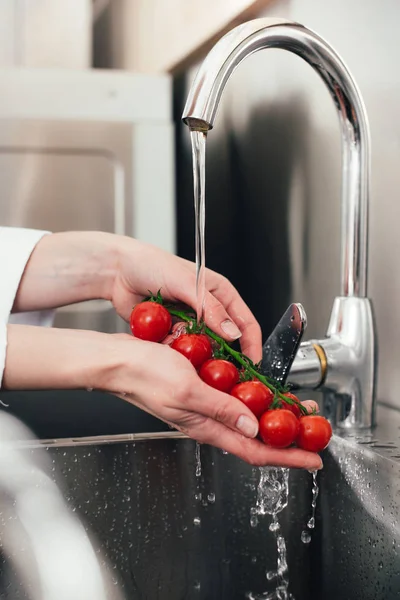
261, 303, 307, 385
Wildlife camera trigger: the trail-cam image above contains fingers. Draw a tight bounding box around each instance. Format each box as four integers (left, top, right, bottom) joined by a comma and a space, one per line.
161, 322, 187, 346
184, 387, 323, 468
185, 417, 323, 470
203, 290, 243, 340
173, 266, 262, 364
301, 400, 320, 414
188, 381, 260, 438
205, 272, 262, 363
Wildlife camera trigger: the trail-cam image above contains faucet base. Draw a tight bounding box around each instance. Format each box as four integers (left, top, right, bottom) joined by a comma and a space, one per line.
289, 297, 377, 431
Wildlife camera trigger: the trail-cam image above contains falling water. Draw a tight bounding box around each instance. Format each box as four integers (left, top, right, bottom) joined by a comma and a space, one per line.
247, 468, 294, 600
190, 129, 208, 538
195, 442, 202, 478
190, 130, 207, 325
301, 471, 319, 544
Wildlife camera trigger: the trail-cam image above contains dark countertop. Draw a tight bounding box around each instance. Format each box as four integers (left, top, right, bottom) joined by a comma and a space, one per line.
0, 390, 170, 439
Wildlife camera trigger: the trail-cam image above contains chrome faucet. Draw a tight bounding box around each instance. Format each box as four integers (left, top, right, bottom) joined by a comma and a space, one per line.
182, 18, 377, 430
0, 412, 123, 599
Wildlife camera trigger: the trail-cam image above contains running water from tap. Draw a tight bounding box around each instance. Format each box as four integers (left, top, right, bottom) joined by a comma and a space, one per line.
247, 467, 294, 600
190, 129, 207, 505
190, 130, 207, 325
301, 471, 319, 544
195, 441, 202, 477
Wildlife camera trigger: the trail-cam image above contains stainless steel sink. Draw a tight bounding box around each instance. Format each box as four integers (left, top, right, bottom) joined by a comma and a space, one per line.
1, 404, 400, 599
315, 433, 400, 600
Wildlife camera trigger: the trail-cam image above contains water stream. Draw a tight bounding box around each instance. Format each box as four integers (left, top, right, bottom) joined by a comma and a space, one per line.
247, 467, 293, 600
301, 471, 319, 544
190, 130, 207, 325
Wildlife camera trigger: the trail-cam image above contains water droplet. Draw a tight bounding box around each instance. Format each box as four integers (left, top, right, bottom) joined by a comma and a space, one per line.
250, 515, 258, 528
301, 530, 311, 544
193, 516, 201, 527
269, 519, 280, 533
207, 492, 216, 503
307, 516, 315, 529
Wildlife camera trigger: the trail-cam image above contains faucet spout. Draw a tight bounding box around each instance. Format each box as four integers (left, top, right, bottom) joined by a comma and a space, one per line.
183, 17, 370, 298
183, 18, 377, 430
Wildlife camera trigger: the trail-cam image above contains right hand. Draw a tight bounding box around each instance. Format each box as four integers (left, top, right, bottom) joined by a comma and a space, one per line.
4, 325, 322, 470
100, 334, 323, 470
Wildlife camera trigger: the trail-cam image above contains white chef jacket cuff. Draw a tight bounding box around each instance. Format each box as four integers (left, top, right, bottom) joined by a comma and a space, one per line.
0, 227, 54, 387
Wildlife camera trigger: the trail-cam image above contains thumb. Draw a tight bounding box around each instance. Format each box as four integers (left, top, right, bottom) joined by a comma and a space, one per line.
190, 381, 259, 439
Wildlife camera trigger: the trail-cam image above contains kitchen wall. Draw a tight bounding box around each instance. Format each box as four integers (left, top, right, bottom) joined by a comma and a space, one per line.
0, 0, 91, 68
174, 0, 400, 409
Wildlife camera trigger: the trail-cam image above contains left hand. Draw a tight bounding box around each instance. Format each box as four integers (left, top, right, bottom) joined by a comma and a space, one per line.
13, 232, 262, 362
111, 237, 262, 362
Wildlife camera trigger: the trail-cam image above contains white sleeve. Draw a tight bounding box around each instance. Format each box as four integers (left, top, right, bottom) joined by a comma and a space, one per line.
0, 227, 55, 386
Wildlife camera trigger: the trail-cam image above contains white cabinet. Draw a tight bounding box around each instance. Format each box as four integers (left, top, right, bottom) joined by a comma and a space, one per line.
0, 0, 92, 68
0, 68, 175, 332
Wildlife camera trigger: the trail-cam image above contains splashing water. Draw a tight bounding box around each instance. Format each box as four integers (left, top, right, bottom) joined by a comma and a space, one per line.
301, 471, 319, 544
190, 130, 207, 325
247, 468, 294, 600
255, 467, 289, 516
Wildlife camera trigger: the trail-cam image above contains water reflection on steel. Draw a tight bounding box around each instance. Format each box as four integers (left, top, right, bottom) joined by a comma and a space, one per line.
0, 412, 124, 600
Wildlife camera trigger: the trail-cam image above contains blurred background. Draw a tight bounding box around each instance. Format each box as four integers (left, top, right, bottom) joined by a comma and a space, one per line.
0, 3, 400, 599
0, 0, 399, 433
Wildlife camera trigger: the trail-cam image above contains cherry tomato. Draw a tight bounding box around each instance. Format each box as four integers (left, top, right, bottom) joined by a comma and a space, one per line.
280, 392, 302, 419
199, 359, 239, 393
259, 409, 299, 449
130, 302, 172, 342
230, 381, 274, 419
297, 415, 332, 452
171, 334, 212, 369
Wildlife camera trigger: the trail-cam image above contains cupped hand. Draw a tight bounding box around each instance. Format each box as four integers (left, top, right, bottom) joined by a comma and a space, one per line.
102, 335, 322, 470
111, 239, 262, 363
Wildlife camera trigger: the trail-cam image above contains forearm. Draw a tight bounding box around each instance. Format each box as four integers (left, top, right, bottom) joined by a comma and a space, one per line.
2, 324, 123, 390
12, 231, 123, 313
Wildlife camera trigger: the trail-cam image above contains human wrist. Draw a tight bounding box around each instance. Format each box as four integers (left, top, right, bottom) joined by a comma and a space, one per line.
2, 325, 124, 391
13, 231, 122, 312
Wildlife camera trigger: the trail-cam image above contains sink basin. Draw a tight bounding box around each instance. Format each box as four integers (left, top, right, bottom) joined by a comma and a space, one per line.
0, 404, 399, 599
314, 428, 400, 599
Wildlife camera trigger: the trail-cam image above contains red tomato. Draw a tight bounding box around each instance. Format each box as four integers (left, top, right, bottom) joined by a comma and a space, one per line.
199, 359, 239, 393
230, 381, 274, 419
130, 302, 172, 342
297, 415, 332, 452
171, 334, 212, 369
281, 392, 302, 419
259, 409, 299, 449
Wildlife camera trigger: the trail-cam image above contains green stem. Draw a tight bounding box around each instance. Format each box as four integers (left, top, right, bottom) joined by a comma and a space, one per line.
168, 308, 307, 415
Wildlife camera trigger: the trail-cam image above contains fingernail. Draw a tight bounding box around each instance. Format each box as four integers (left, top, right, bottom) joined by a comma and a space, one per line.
236, 415, 258, 438
306, 457, 323, 471
221, 319, 242, 340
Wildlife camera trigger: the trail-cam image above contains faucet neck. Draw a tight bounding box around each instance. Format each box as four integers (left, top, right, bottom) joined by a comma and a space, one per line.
182, 18, 371, 298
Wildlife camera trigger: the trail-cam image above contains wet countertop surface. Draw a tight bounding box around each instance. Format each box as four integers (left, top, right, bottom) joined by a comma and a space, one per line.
334, 402, 400, 464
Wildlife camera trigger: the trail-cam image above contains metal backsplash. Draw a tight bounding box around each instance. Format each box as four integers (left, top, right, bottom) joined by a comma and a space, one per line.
174, 0, 400, 409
